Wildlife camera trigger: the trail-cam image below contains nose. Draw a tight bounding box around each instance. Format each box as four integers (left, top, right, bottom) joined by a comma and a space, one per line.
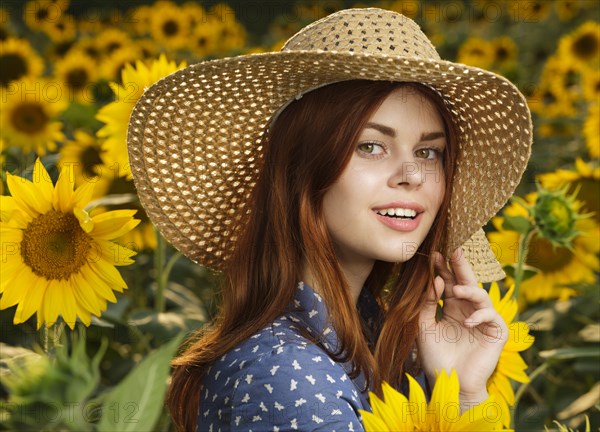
387, 160, 423, 188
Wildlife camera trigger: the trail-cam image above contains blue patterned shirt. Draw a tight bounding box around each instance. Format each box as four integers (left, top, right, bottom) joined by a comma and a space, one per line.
196, 281, 383, 431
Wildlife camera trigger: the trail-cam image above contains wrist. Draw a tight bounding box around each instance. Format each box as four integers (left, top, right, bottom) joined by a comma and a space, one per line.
458, 389, 489, 413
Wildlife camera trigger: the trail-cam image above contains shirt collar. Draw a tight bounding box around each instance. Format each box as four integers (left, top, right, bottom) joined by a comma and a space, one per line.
286, 281, 383, 408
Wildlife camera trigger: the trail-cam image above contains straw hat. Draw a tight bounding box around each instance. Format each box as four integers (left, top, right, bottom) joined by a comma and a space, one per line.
127, 8, 532, 282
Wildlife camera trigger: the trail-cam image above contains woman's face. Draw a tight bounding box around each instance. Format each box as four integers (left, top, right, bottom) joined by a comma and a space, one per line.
322, 87, 447, 271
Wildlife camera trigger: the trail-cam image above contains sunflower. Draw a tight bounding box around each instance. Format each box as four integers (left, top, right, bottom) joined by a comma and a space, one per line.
190, 19, 222, 58
0, 79, 67, 155
95, 28, 133, 57
528, 80, 578, 118
558, 21, 600, 68
583, 104, 599, 158
0, 38, 44, 87
128, 5, 153, 37
0, 159, 139, 329
149, 2, 190, 51
515, 0, 552, 21
23, 0, 63, 32
99, 46, 141, 83
182, 2, 208, 29
488, 193, 599, 305
41, 13, 76, 43
360, 370, 504, 431
69, 38, 102, 64
215, 19, 246, 54
492, 36, 518, 69
555, 0, 580, 21
486, 282, 534, 428
457, 37, 495, 69
59, 130, 106, 186
96, 54, 187, 179
54, 50, 97, 104
581, 67, 600, 102
538, 158, 600, 221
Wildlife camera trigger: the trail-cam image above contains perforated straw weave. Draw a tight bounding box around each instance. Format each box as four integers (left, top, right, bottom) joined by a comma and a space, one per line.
127, 8, 533, 282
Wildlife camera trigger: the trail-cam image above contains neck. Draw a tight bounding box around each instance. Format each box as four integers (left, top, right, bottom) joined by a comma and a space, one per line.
302, 258, 374, 304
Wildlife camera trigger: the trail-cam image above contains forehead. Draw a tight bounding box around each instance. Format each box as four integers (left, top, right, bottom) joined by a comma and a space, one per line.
368, 87, 444, 127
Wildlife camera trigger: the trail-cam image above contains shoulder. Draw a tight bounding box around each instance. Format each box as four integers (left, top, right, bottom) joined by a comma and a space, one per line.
198, 317, 365, 431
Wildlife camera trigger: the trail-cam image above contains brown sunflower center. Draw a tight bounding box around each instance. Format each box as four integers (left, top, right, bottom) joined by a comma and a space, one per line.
66, 67, 89, 90
10, 103, 49, 134
526, 235, 573, 273
21, 211, 91, 280
36, 8, 49, 21
496, 47, 509, 62
81, 145, 103, 177
163, 20, 179, 37
106, 42, 122, 54
0, 53, 28, 86
573, 34, 599, 61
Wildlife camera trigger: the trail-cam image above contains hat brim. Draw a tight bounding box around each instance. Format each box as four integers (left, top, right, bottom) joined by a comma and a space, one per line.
128, 50, 531, 281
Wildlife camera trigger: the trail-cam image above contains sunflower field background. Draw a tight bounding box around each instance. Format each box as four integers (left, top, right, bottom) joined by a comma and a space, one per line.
0, 0, 598, 431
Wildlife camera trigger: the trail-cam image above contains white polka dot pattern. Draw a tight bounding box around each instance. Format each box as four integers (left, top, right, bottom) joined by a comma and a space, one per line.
196, 282, 381, 431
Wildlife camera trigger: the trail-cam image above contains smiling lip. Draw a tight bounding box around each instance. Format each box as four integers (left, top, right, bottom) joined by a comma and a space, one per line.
372, 201, 424, 232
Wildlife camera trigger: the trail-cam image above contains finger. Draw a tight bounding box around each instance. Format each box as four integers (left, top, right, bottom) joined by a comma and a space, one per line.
433, 251, 455, 286
448, 248, 478, 286
418, 275, 444, 323
453, 284, 493, 308
464, 307, 501, 328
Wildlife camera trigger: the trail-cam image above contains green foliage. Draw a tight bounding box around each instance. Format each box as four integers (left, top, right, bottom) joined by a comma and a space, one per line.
96, 334, 184, 432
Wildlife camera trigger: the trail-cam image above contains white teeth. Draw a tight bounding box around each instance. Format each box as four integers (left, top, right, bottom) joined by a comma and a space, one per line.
376, 208, 417, 217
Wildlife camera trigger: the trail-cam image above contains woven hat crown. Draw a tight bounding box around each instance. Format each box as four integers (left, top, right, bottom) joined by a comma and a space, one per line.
282, 9, 440, 60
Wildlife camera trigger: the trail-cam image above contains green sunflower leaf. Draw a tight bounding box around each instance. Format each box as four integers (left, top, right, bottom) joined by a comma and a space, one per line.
97, 333, 184, 432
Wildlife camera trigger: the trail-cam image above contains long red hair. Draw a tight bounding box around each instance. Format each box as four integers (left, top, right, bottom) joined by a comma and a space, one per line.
167, 80, 457, 431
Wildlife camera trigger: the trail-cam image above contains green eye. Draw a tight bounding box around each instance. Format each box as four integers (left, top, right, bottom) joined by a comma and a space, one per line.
415, 148, 430, 158
358, 143, 375, 153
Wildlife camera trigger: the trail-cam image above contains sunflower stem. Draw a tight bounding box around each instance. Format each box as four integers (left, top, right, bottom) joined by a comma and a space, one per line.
513, 228, 535, 300
154, 231, 167, 313
513, 361, 550, 410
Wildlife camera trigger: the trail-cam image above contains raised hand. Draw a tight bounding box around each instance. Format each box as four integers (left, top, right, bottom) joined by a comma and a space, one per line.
417, 249, 508, 409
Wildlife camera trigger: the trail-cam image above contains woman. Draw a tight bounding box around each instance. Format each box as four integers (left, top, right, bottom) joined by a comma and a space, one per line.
127, 8, 532, 431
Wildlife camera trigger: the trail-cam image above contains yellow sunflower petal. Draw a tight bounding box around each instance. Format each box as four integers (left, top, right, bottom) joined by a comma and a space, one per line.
71, 273, 104, 316
406, 373, 428, 426
74, 207, 94, 233
58, 280, 78, 329
80, 264, 117, 303
89, 258, 127, 291
497, 352, 530, 383
53, 167, 75, 212
506, 322, 534, 351
0, 254, 24, 294
92, 218, 140, 240
360, 410, 391, 432
489, 371, 515, 406
32, 159, 54, 205
430, 370, 460, 429
72, 180, 95, 208
369, 390, 403, 430
13, 274, 47, 324
0, 263, 30, 308
381, 381, 413, 428
6, 173, 44, 218
97, 239, 136, 265
42, 279, 62, 327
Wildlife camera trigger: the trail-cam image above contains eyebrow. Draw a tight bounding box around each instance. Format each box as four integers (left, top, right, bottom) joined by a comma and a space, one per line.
364, 122, 446, 141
